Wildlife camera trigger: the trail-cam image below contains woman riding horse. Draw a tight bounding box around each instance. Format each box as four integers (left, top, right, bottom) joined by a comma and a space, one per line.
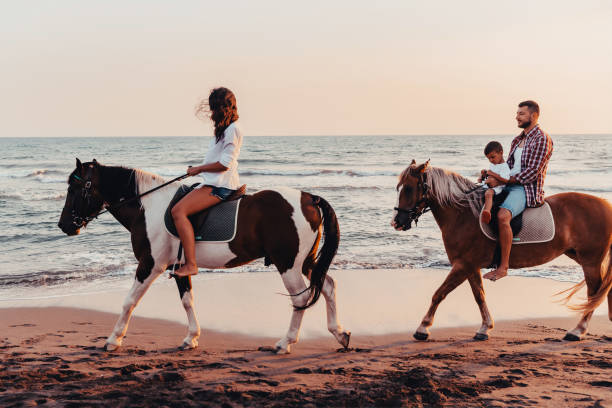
172, 87, 243, 278
57, 90, 351, 353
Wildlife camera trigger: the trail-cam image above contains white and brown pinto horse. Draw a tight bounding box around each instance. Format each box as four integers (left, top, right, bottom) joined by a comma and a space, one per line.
58, 159, 350, 354
392, 160, 612, 341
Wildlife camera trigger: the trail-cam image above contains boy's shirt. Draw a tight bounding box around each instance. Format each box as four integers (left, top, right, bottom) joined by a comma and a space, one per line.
487, 162, 511, 194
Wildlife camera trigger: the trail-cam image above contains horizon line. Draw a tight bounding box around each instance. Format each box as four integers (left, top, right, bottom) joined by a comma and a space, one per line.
1, 132, 611, 139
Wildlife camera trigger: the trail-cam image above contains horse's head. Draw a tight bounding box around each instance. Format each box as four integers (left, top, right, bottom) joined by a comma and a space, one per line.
58, 158, 106, 236
392, 159, 430, 231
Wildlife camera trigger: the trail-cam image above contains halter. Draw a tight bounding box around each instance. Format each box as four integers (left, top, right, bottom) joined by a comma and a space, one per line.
394, 173, 431, 228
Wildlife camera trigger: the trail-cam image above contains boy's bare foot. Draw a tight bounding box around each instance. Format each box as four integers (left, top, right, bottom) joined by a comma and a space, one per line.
481, 209, 491, 224
483, 267, 508, 281
174, 263, 198, 277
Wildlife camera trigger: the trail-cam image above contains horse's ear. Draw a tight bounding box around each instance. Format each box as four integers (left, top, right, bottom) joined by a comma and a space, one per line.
76, 158, 82, 170
408, 159, 418, 174
92, 158, 98, 166
415, 160, 429, 174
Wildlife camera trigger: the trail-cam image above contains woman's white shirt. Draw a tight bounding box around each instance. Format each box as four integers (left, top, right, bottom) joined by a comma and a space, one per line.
200, 122, 243, 189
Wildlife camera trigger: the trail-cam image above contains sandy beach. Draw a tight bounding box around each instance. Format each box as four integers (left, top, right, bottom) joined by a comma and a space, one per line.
1, 269, 611, 407
1, 308, 610, 407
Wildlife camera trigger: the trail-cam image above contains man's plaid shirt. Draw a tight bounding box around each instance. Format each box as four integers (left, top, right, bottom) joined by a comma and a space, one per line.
506, 124, 553, 207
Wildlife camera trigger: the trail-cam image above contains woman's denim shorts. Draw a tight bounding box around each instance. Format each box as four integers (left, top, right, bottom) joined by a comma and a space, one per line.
499, 184, 526, 218
207, 185, 236, 201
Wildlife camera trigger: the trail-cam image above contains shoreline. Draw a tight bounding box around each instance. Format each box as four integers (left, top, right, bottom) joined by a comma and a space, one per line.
1, 307, 610, 407
1, 269, 607, 339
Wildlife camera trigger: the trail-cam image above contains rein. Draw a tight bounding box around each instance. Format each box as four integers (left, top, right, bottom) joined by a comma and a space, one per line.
464, 183, 485, 195
394, 171, 484, 228
71, 172, 188, 225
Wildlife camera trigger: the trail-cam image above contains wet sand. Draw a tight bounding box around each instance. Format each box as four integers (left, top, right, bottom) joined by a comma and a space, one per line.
1, 307, 610, 407
2, 269, 607, 338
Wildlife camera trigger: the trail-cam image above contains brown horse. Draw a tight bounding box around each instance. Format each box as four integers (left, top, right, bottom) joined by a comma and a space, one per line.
58, 159, 351, 353
392, 160, 612, 341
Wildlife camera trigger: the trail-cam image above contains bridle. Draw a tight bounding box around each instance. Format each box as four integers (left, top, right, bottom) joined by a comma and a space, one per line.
394, 173, 431, 228
70, 173, 103, 227
69, 170, 188, 228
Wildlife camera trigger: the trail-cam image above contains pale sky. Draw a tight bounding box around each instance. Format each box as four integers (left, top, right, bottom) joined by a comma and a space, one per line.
1, 0, 611, 137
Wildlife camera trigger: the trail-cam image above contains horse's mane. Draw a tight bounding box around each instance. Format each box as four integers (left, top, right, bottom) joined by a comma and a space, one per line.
134, 169, 168, 195
425, 166, 484, 217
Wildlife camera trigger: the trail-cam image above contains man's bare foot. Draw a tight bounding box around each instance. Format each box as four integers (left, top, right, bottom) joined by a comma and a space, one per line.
481, 209, 491, 224
174, 263, 198, 277
483, 267, 508, 281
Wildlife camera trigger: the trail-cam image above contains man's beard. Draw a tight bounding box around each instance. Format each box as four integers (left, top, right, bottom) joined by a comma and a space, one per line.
518, 120, 532, 129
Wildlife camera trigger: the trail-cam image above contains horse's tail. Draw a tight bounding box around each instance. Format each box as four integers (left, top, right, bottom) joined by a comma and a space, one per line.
295, 195, 340, 311
557, 245, 612, 313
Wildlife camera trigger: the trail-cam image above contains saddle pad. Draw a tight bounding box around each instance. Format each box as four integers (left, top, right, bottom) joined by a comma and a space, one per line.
164, 185, 241, 242
479, 202, 555, 244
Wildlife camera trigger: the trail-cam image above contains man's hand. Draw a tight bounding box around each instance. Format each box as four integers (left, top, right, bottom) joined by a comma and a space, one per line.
487, 171, 500, 180
486, 177, 501, 188
487, 171, 511, 185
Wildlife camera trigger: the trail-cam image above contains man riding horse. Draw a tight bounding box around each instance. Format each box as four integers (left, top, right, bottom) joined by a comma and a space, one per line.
482, 100, 554, 282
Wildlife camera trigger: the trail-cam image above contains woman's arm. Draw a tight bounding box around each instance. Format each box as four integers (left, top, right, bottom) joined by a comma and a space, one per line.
187, 162, 228, 176
218, 125, 242, 169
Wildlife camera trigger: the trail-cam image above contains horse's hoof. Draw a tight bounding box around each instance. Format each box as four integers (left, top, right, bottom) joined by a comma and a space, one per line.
274, 342, 291, 354
474, 333, 489, 341
275, 347, 290, 355
413, 332, 429, 341
104, 343, 119, 352
563, 333, 581, 342
179, 342, 197, 351
341, 332, 351, 349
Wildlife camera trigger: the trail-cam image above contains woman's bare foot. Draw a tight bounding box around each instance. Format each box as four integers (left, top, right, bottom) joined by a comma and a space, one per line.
174, 263, 198, 277
481, 209, 491, 224
483, 267, 508, 281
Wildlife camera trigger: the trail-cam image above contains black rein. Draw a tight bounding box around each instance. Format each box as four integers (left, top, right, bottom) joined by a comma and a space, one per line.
72, 172, 188, 224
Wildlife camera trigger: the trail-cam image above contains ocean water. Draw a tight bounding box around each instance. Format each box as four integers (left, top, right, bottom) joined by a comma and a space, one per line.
1, 135, 611, 301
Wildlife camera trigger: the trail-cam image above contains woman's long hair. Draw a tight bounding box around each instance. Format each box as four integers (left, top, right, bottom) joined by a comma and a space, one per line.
196, 87, 239, 143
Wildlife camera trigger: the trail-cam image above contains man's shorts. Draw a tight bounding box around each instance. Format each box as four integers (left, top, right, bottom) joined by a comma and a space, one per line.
499, 184, 526, 219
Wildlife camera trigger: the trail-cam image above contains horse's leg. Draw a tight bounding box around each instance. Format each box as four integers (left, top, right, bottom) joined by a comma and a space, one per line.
321, 275, 351, 349
414, 264, 470, 341
564, 264, 602, 341
275, 266, 310, 354
105, 265, 164, 351
467, 272, 494, 340
174, 276, 201, 350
